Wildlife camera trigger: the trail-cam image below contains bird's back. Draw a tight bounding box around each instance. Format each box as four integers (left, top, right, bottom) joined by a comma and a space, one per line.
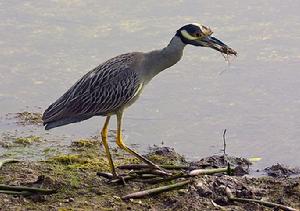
43, 52, 143, 130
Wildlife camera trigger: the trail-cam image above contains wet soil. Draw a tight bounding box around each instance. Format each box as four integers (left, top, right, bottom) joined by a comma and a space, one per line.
0, 112, 299, 210
0, 143, 299, 211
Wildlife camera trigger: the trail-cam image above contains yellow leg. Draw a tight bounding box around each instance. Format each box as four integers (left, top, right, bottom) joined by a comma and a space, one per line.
116, 111, 160, 168
101, 116, 117, 177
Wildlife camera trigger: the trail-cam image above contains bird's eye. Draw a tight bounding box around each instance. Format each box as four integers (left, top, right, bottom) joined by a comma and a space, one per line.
195, 33, 200, 37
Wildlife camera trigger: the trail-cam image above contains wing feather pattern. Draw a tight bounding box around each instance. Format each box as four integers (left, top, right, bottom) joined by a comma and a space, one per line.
43, 53, 141, 129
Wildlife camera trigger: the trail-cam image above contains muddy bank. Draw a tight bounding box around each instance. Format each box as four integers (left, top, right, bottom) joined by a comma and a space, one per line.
0, 112, 298, 210
0, 137, 299, 210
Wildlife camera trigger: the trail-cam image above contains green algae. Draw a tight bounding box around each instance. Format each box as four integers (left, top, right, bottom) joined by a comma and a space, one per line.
15, 111, 43, 125
49, 153, 110, 172
14, 135, 42, 145
71, 139, 99, 149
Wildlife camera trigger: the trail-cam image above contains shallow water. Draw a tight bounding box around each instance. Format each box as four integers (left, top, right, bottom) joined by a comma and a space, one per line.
0, 0, 300, 169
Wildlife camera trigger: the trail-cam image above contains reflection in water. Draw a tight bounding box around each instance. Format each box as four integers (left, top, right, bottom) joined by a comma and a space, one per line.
0, 1, 300, 168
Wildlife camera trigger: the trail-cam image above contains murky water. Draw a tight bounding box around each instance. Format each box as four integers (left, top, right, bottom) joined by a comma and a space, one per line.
1, 0, 300, 169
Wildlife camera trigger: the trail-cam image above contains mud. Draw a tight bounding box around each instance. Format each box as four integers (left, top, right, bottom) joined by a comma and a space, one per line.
0, 143, 299, 210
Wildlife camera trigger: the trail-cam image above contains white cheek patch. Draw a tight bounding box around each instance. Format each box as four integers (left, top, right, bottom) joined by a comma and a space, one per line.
180, 30, 198, 40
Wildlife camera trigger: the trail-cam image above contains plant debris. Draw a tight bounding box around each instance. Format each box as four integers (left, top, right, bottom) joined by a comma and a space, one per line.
14, 136, 42, 145
0, 145, 299, 210
14, 112, 43, 125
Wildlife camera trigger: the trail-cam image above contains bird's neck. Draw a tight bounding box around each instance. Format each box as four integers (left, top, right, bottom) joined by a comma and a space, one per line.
143, 36, 185, 82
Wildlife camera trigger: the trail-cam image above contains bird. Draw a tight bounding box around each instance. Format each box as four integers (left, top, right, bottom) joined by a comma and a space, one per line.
42, 23, 237, 177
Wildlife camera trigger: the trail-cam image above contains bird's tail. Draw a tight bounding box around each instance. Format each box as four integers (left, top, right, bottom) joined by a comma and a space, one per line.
43, 115, 94, 130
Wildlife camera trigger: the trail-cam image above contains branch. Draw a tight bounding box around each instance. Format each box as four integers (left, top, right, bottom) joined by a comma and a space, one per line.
99, 164, 231, 187
122, 179, 191, 200
225, 187, 297, 211
96, 172, 114, 179
189, 167, 228, 176
0, 190, 31, 196
222, 129, 227, 156
139, 172, 188, 184
117, 164, 189, 170
132, 166, 231, 184
0, 184, 55, 194
97, 171, 160, 184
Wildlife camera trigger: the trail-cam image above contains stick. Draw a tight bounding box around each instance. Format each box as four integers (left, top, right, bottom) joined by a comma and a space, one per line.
109, 175, 134, 184
134, 166, 231, 184
0, 184, 55, 194
140, 172, 188, 184
117, 164, 189, 170
120, 168, 171, 177
122, 179, 191, 200
96, 172, 114, 179
99, 165, 230, 186
136, 166, 231, 184
97, 171, 159, 184
0, 190, 31, 196
222, 129, 227, 156
225, 187, 297, 211
189, 167, 228, 176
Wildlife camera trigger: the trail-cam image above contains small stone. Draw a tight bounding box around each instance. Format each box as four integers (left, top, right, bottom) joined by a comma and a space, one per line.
3, 199, 10, 203
178, 189, 188, 195
113, 195, 121, 200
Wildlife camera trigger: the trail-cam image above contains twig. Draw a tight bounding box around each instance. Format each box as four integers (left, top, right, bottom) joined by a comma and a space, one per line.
100, 165, 231, 186
0, 184, 55, 194
109, 175, 134, 184
189, 167, 228, 176
97, 171, 159, 184
222, 129, 228, 165
222, 129, 227, 156
117, 164, 189, 170
136, 166, 231, 184
0, 190, 31, 196
140, 172, 188, 184
225, 187, 297, 211
96, 172, 114, 179
122, 179, 191, 200
132, 168, 172, 176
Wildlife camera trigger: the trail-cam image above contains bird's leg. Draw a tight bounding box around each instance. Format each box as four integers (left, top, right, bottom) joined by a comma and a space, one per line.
116, 112, 170, 175
101, 116, 118, 178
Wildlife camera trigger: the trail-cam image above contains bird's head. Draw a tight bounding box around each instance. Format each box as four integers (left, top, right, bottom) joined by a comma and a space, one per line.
176, 23, 237, 55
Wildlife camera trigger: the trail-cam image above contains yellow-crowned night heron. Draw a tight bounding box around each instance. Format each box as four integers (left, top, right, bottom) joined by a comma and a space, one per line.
43, 23, 236, 177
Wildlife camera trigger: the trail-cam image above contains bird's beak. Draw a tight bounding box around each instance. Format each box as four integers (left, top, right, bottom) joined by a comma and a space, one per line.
196, 36, 237, 55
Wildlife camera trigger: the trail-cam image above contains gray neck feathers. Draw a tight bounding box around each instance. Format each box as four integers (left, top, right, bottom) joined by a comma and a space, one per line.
142, 36, 186, 82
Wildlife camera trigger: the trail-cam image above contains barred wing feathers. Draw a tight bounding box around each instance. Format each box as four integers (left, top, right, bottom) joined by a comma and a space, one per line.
43, 53, 141, 129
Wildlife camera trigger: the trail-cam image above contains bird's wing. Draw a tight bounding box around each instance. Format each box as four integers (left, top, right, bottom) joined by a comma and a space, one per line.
42, 53, 142, 124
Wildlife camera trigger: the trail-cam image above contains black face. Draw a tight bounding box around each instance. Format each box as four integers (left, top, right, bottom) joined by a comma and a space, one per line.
176, 23, 237, 55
